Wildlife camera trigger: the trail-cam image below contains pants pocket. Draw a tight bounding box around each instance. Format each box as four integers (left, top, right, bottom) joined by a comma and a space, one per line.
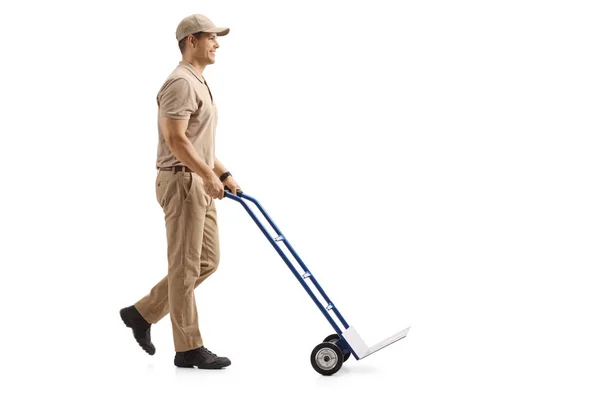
180, 172, 195, 203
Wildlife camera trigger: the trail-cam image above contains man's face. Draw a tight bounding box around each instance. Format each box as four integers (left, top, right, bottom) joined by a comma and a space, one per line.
190, 32, 220, 65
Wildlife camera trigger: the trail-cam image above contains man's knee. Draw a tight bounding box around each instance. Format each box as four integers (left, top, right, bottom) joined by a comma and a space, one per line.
195, 254, 220, 286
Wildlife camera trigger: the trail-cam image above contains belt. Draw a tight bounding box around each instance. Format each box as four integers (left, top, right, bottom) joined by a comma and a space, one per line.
158, 166, 193, 173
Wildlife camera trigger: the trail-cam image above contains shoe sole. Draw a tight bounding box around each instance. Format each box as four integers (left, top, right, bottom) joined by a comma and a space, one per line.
120, 309, 156, 356
175, 361, 232, 370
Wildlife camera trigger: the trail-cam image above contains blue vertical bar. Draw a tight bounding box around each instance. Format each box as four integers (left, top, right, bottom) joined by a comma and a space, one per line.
224, 192, 346, 336
238, 193, 351, 330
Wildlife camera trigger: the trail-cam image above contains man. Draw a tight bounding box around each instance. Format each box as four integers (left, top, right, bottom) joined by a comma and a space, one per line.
120, 14, 241, 370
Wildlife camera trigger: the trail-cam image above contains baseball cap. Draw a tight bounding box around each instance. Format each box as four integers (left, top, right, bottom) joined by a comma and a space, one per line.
176, 14, 230, 42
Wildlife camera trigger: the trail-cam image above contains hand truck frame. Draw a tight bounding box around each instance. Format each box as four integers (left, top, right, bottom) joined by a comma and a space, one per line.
225, 189, 410, 375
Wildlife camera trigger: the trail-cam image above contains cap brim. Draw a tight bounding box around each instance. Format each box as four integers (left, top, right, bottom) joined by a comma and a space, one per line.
204, 27, 230, 36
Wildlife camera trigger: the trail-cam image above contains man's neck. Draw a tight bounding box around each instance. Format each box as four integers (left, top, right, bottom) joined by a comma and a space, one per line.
182, 56, 206, 76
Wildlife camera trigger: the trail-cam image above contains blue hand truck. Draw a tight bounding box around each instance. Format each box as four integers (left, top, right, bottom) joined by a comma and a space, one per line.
225, 189, 410, 375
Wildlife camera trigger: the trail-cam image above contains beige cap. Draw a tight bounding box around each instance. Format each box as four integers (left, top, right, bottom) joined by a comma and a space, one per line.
176, 14, 230, 41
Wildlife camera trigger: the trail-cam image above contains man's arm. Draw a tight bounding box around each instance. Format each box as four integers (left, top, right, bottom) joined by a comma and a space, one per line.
159, 116, 224, 199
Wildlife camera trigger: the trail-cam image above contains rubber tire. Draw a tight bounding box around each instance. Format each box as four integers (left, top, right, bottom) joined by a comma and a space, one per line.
323, 334, 351, 362
323, 334, 339, 343
311, 342, 344, 376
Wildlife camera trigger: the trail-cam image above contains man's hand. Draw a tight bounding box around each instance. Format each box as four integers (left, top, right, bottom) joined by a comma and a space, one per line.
223, 176, 242, 196
203, 173, 225, 200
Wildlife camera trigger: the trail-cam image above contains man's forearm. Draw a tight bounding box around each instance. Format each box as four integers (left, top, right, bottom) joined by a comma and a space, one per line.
213, 156, 242, 193
212, 157, 228, 178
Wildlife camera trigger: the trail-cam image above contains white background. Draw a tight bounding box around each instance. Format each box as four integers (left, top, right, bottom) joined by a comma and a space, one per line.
1, 0, 599, 398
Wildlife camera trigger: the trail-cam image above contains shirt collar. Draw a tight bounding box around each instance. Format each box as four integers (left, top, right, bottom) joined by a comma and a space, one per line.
179, 61, 205, 84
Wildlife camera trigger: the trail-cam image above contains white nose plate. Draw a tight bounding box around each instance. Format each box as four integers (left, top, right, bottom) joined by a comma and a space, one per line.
342, 326, 410, 359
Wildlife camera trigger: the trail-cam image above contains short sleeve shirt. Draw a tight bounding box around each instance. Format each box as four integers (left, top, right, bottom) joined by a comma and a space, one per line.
155, 61, 218, 169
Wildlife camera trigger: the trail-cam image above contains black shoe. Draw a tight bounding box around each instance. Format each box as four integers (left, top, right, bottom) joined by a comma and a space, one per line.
120, 305, 156, 355
174, 346, 231, 369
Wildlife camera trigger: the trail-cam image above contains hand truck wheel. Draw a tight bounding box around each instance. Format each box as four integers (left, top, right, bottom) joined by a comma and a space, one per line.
311, 342, 344, 376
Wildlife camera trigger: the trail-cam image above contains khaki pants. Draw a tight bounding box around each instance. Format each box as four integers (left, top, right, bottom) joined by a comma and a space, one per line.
135, 170, 220, 352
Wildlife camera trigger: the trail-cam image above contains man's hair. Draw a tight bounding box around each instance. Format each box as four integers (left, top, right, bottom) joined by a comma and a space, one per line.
178, 32, 203, 54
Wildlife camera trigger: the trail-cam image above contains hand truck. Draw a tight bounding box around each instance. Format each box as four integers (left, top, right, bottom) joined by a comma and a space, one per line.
225, 189, 410, 375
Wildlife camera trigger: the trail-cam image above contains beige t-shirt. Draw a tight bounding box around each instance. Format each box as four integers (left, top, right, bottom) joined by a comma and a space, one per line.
155, 61, 218, 169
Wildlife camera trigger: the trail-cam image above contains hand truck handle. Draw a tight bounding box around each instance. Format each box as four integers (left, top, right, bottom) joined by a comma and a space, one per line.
224, 185, 243, 197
